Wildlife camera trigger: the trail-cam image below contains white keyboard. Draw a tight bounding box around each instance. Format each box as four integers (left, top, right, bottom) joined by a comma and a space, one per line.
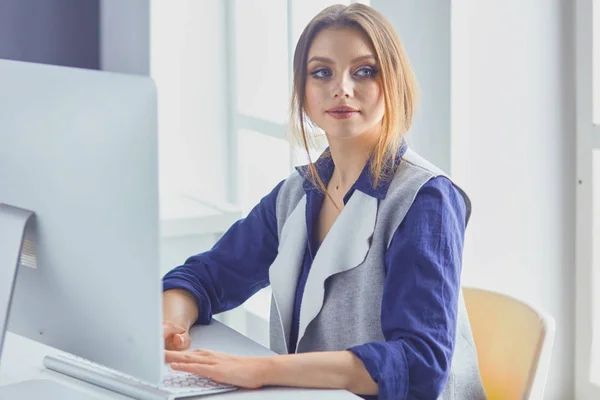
43, 353, 237, 400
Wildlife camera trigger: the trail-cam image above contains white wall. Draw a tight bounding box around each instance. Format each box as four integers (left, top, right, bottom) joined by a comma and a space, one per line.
452, 0, 576, 398
371, 0, 451, 172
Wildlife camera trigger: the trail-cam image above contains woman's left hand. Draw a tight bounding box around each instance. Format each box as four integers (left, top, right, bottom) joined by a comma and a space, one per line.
164, 349, 273, 389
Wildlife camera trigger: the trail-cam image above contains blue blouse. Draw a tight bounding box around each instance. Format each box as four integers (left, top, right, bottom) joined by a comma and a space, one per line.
163, 146, 467, 400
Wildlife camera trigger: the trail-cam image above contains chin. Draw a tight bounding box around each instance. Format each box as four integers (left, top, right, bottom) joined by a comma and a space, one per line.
323, 125, 367, 140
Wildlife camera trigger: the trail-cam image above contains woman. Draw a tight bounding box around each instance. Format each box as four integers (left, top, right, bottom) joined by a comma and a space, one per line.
161, 4, 486, 400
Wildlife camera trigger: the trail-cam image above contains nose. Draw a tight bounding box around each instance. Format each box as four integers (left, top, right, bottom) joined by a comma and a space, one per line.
332, 73, 353, 98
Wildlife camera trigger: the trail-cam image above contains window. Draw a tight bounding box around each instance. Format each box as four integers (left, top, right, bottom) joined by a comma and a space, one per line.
233, 0, 291, 215
151, 0, 368, 340
577, 0, 600, 397
232, 0, 363, 215
151, 0, 229, 205
594, 1, 600, 125
151, 0, 370, 215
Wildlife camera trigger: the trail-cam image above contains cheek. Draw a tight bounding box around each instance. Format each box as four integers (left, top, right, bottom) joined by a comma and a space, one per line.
365, 84, 385, 119
304, 84, 322, 119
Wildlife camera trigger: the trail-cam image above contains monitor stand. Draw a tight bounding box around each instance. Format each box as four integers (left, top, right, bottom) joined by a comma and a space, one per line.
0, 203, 97, 399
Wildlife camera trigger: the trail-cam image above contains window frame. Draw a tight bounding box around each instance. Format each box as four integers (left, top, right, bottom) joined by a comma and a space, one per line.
576, 0, 600, 398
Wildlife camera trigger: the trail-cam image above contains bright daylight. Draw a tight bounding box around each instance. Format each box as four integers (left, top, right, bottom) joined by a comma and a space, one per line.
0, 1, 598, 399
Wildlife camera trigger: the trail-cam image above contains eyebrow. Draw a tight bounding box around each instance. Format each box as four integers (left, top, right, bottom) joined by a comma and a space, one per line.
307, 55, 376, 64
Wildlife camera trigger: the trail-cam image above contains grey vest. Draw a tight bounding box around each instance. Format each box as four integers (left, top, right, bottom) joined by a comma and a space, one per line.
268, 148, 486, 399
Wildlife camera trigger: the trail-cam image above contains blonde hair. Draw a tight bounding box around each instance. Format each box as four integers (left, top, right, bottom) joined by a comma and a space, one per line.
289, 3, 418, 195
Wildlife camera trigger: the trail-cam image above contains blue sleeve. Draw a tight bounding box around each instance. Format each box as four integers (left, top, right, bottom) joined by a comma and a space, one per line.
162, 180, 284, 325
348, 176, 467, 400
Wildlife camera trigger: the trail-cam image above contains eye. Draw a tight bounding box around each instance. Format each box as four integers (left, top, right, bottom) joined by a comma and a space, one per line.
310, 68, 332, 79
355, 66, 378, 78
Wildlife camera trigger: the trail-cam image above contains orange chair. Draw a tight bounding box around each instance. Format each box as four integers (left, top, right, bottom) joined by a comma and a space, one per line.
463, 287, 556, 400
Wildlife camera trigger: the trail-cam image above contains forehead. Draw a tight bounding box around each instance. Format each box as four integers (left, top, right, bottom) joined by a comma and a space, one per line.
307, 27, 375, 59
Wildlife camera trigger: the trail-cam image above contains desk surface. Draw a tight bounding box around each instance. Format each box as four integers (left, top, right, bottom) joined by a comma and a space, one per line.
0, 320, 360, 399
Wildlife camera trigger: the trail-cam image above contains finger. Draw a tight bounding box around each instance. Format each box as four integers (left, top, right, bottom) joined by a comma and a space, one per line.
175, 333, 191, 350
164, 334, 184, 351
192, 349, 215, 355
192, 349, 235, 362
162, 323, 176, 339
164, 338, 176, 351
171, 363, 219, 380
165, 350, 217, 364
165, 350, 192, 362
165, 340, 185, 351
162, 322, 183, 339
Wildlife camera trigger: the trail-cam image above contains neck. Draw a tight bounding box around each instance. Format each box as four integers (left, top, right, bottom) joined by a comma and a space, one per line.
326, 130, 379, 190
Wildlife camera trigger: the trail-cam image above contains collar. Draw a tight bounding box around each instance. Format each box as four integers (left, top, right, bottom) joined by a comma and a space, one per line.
295, 140, 407, 200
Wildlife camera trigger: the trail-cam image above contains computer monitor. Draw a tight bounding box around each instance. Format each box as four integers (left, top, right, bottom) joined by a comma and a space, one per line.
0, 59, 163, 385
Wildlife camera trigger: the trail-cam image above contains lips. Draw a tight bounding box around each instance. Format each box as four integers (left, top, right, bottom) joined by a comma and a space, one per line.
326, 106, 359, 120
326, 106, 359, 113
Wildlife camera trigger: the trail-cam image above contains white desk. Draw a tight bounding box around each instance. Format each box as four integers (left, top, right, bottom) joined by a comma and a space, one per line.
0, 320, 360, 399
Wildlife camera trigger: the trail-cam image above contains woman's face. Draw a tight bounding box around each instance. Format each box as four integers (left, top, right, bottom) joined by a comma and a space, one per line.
304, 27, 385, 140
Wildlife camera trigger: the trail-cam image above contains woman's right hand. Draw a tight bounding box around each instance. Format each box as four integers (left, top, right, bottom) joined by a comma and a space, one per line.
163, 320, 191, 351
